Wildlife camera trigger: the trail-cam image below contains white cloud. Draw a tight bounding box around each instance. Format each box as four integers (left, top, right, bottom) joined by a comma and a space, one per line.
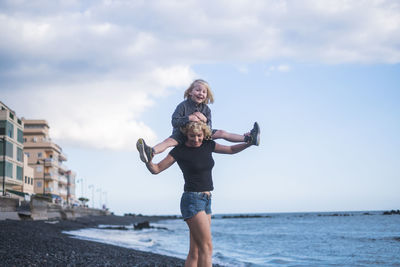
266, 64, 291, 75
1, 0, 400, 150
4, 65, 194, 151
1, 0, 399, 68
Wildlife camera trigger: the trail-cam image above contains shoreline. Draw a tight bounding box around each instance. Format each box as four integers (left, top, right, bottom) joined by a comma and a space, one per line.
0, 215, 186, 266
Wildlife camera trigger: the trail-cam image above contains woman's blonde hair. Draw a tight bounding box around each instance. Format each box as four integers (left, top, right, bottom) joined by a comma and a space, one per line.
184, 79, 214, 104
181, 121, 212, 139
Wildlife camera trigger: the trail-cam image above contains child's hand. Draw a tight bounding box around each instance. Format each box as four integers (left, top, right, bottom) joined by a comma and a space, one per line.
193, 112, 207, 122
188, 114, 200, 122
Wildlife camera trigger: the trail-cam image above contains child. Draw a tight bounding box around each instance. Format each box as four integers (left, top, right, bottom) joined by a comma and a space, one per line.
136, 79, 260, 163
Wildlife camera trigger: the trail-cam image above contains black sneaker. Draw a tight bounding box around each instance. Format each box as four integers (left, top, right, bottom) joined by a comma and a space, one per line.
249, 122, 260, 146
136, 138, 153, 163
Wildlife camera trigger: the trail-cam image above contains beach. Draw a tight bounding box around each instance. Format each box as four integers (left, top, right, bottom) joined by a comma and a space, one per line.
0, 215, 185, 267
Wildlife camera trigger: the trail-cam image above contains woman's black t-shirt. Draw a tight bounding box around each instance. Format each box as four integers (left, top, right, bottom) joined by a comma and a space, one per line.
169, 140, 216, 192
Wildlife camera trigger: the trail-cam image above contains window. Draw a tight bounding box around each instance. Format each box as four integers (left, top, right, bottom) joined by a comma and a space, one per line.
17, 166, 23, 181
37, 152, 43, 158
0, 162, 3, 176
0, 139, 11, 157
0, 120, 5, 135
36, 166, 43, 172
6, 162, 13, 178
25, 176, 27, 183
37, 181, 42, 187
17, 147, 23, 162
17, 129, 23, 143
6, 141, 13, 158
31, 178, 33, 185
9, 113, 14, 120
0, 138, 3, 155
25, 152, 30, 157
6, 121, 13, 138
17, 119, 22, 125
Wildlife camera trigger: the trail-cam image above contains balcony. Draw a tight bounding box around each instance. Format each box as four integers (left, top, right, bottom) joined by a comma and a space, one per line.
24, 141, 63, 154
44, 172, 60, 182
44, 158, 55, 167
59, 151, 68, 161
57, 162, 69, 172
58, 175, 68, 185
58, 188, 67, 197
4, 177, 23, 187
44, 187, 53, 193
23, 127, 47, 136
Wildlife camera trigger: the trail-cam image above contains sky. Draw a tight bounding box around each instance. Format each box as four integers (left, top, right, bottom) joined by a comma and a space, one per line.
1, 0, 399, 215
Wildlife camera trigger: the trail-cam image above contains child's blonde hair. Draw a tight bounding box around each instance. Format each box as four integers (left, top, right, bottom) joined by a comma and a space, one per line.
184, 79, 214, 104
181, 121, 212, 139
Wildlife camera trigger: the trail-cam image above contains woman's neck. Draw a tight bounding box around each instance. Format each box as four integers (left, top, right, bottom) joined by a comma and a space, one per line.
185, 141, 202, 148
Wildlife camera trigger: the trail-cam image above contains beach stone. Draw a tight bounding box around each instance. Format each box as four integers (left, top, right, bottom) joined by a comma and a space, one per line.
134, 221, 151, 230
0, 215, 186, 266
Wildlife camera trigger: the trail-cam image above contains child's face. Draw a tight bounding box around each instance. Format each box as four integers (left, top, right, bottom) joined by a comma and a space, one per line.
189, 83, 208, 104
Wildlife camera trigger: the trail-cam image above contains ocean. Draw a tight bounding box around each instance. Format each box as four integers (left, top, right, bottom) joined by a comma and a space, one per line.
64, 211, 400, 266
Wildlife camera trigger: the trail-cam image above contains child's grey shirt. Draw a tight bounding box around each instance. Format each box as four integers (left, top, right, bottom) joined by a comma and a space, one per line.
170, 98, 212, 139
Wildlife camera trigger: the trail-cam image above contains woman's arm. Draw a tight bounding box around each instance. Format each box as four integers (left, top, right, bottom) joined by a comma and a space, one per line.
146, 154, 176, 174
214, 142, 251, 154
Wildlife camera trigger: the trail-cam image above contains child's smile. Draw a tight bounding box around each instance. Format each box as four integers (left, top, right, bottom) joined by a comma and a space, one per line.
189, 84, 207, 104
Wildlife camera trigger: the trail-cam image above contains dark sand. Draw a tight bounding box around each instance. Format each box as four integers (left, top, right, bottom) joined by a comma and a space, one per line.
0, 215, 185, 266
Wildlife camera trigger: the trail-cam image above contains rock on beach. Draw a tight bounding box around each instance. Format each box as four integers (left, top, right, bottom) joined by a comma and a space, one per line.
0, 215, 185, 267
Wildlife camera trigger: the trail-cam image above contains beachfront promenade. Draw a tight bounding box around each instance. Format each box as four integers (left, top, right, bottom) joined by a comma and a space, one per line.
0, 195, 109, 221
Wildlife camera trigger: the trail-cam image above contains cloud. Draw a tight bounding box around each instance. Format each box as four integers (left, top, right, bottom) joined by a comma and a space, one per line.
1, 0, 399, 150
4, 65, 195, 151
1, 0, 399, 70
266, 64, 291, 75
270, 64, 291, 72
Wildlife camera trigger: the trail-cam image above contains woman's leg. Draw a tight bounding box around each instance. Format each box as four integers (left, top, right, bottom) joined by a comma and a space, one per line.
185, 211, 213, 267
152, 137, 178, 154
185, 232, 199, 267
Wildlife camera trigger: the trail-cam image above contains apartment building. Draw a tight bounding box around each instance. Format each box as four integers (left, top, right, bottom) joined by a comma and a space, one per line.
0, 101, 24, 196
23, 119, 72, 204
22, 154, 34, 195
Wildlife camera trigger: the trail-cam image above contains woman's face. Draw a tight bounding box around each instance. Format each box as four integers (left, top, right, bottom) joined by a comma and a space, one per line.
186, 129, 204, 147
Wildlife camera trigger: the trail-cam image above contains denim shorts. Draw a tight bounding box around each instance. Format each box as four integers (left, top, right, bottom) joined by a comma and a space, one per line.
180, 191, 212, 220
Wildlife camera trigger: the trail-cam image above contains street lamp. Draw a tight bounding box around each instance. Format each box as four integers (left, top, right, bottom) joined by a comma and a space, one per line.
88, 184, 94, 208
96, 187, 101, 209
36, 159, 46, 196
76, 178, 84, 198
102, 191, 107, 210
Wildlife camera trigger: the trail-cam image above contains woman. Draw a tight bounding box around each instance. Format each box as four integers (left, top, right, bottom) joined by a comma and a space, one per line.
142, 121, 253, 266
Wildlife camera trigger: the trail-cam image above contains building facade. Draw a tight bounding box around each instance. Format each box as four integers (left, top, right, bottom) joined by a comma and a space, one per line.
0, 101, 24, 196
23, 119, 72, 204
22, 154, 34, 195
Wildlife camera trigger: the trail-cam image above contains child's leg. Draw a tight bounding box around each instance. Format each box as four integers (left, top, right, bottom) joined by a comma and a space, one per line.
211, 130, 245, 143
153, 137, 179, 154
